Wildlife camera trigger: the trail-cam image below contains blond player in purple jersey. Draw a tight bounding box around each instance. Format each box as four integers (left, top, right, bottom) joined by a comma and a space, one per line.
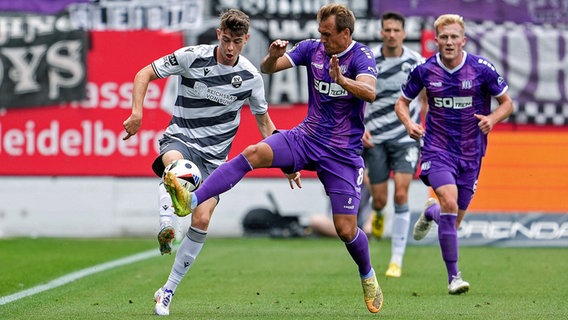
163, 3, 384, 314
395, 14, 514, 295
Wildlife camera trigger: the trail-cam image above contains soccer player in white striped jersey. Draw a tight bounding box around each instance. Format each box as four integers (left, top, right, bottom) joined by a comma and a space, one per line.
122, 9, 276, 316
363, 12, 427, 278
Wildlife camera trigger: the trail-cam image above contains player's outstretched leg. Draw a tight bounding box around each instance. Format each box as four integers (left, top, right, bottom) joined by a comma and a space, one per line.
157, 225, 175, 255
153, 287, 174, 316
413, 197, 439, 240
361, 270, 384, 313
164, 171, 192, 217
448, 272, 470, 295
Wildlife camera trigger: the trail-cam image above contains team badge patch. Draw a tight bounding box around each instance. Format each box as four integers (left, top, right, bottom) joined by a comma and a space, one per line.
231, 75, 242, 88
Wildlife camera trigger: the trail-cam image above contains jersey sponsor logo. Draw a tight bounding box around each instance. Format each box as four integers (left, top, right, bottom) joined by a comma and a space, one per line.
164, 54, 179, 67
193, 81, 238, 105
429, 81, 442, 87
231, 75, 243, 88
433, 96, 473, 109
311, 62, 324, 69
313, 80, 348, 97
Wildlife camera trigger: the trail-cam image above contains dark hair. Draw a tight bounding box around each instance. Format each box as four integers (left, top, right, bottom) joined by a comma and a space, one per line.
317, 3, 355, 35
219, 9, 250, 36
381, 12, 405, 28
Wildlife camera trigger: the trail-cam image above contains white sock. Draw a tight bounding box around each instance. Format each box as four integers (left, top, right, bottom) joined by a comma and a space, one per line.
158, 182, 174, 227
164, 226, 207, 292
390, 205, 411, 266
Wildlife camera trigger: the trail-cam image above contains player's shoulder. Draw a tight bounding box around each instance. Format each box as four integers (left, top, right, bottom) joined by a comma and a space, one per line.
407, 52, 431, 74
289, 39, 320, 52
351, 41, 375, 61
402, 46, 424, 61
370, 44, 383, 59
236, 54, 261, 75
465, 51, 500, 74
352, 41, 373, 54
176, 44, 214, 58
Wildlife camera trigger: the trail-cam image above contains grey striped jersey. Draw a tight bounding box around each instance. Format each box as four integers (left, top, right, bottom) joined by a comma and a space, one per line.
152, 45, 268, 166
365, 45, 424, 144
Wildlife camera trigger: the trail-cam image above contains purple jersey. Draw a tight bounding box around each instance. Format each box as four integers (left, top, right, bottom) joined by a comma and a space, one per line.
285, 40, 377, 152
401, 51, 508, 159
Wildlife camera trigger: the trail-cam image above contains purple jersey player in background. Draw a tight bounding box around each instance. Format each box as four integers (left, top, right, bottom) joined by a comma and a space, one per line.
163, 3, 384, 314
395, 14, 514, 295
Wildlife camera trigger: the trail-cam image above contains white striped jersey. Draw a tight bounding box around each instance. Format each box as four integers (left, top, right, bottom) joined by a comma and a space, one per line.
152, 44, 268, 166
365, 45, 424, 144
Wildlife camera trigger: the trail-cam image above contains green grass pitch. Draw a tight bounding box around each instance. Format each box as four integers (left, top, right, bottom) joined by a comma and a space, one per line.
1, 237, 567, 319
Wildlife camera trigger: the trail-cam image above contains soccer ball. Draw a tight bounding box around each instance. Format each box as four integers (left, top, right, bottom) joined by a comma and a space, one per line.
163, 159, 202, 192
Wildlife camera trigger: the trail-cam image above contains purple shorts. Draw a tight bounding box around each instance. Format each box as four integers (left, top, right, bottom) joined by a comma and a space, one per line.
419, 150, 482, 210
264, 128, 364, 215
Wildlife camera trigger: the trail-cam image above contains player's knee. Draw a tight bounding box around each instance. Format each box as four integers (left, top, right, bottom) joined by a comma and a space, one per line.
191, 212, 212, 230
371, 197, 387, 211
335, 225, 358, 242
242, 143, 272, 168
393, 190, 408, 204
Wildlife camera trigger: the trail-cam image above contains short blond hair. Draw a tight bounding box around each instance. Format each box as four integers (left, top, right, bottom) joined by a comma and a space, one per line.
434, 14, 464, 35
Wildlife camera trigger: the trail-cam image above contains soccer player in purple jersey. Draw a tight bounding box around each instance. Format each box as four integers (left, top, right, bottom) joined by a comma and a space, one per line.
164, 3, 384, 313
395, 14, 514, 295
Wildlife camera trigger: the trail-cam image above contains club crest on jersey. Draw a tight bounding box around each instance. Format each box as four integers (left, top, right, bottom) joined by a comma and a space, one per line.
461, 80, 473, 90
231, 75, 243, 88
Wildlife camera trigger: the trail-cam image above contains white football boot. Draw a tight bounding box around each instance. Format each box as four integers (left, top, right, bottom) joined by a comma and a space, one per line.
154, 287, 174, 316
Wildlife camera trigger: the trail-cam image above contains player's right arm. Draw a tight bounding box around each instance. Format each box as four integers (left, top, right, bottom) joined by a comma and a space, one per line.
123, 65, 159, 140
260, 39, 292, 74
395, 95, 424, 141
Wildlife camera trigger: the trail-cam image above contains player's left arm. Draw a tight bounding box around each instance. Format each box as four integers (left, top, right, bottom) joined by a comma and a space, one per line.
329, 55, 376, 103
474, 92, 514, 134
254, 112, 277, 139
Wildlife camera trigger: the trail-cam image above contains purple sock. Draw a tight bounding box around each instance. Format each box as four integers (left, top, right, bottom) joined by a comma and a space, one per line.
193, 154, 252, 206
344, 228, 372, 277
425, 202, 441, 223
438, 214, 459, 283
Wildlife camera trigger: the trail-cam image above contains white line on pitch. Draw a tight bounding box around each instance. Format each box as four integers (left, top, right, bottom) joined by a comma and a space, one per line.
0, 249, 160, 305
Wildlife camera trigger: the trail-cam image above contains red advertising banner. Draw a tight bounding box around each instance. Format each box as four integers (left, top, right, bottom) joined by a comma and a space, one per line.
0, 31, 182, 176
0, 30, 314, 177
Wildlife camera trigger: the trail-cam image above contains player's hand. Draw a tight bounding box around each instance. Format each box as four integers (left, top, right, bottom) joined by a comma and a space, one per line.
406, 122, 425, 141
122, 112, 142, 140
329, 55, 343, 85
362, 130, 374, 148
474, 114, 494, 134
286, 171, 302, 189
268, 39, 289, 58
